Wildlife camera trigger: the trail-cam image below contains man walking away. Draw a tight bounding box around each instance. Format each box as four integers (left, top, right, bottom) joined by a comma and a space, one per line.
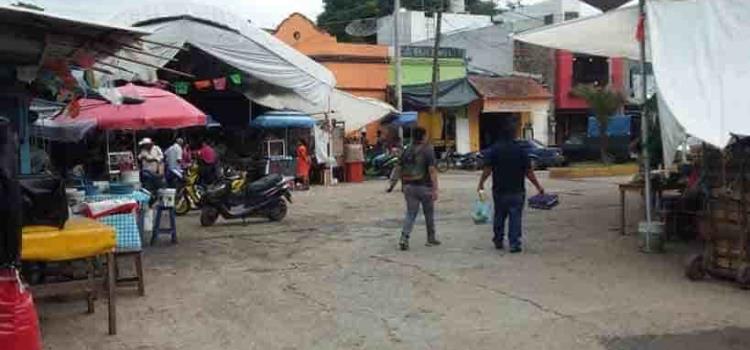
477, 124, 544, 253
164, 137, 184, 188
396, 127, 439, 251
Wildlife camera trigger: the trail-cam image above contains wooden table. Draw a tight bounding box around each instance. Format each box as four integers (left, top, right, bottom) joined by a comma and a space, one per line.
22, 218, 118, 335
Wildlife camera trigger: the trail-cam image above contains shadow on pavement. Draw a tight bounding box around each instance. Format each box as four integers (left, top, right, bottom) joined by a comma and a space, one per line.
602, 327, 750, 350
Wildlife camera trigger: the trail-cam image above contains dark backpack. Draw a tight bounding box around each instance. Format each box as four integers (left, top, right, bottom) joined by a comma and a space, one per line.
400, 144, 430, 182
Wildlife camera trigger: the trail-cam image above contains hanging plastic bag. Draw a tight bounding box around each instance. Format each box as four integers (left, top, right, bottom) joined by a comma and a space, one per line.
471, 191, 491, 225
0, 269, 42, 350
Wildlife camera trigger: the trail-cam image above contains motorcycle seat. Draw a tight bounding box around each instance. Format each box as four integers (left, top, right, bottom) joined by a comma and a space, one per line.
247, 174, 283, 193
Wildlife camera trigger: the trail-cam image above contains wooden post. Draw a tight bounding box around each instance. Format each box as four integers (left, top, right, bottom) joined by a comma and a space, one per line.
107, 252, 117, 335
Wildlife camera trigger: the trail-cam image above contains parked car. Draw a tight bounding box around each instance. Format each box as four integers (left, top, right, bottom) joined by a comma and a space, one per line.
516, 139, 566, 169
561, 133, 632, 163
560, 134, 589, 162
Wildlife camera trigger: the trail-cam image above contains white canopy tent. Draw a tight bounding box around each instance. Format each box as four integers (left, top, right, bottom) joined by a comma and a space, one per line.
515, 0, 750, 153
107, 2, 394, 131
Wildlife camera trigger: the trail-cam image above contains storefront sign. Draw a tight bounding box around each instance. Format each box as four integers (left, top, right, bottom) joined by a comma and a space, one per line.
483, 99, 548, 113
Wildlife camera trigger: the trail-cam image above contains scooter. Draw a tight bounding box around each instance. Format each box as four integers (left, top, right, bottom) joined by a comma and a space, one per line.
365, 151, 400, 178
174, 162, 205, 216
199, 173, 292, 227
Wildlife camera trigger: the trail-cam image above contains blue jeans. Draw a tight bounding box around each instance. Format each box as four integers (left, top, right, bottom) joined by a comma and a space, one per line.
493, 193, 525, 248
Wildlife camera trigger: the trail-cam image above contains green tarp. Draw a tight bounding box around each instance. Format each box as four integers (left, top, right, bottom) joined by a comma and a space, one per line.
398, 78, 479, 110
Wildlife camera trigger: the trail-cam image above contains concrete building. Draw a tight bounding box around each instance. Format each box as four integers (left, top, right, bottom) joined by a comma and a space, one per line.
411, 24, 514, 76
469, 75, 553, 147
391, 46, 468, 85
495, 0, 601, 32
377, 10, 492, 46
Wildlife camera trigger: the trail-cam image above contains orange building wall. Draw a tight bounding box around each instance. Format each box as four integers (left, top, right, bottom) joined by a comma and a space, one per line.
275, 14, 336, 47
276, 13, 392, 146
322, 62, 389, 94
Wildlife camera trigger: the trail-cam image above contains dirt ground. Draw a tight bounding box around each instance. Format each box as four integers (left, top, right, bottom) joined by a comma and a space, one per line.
39, 172, 750, 350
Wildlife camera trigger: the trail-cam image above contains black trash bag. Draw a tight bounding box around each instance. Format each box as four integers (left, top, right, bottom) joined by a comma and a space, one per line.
19, 174, 68, 229
0, 118, 21, 266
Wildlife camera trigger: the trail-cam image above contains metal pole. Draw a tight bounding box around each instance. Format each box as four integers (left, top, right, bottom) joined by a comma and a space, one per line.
394, 0, 403, 113
430, 8, 443, 114
394, 0, 404, 146
639, 0, 653, 242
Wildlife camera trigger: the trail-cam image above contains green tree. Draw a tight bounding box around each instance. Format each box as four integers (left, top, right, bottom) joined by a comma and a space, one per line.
318, 0, 499, 42
317, 0, 380, 43
11, 1, 44, 11
573, 84, 625, 164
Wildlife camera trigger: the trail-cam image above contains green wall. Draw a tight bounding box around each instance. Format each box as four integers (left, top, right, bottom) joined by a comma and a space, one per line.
390, 57, 467, 86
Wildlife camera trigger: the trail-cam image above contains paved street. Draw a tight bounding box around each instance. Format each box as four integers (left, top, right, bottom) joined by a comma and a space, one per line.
40, 172, 750, 350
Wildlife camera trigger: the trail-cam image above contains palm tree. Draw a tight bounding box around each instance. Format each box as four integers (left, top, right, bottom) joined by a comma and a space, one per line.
573, 84, 625, 164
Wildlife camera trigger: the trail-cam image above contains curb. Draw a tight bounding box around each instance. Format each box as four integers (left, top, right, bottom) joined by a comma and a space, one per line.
548, 164, 639, 179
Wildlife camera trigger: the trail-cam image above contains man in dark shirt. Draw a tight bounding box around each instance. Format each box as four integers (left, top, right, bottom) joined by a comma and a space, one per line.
478, 126, 544, 253
393, 127, 439, 251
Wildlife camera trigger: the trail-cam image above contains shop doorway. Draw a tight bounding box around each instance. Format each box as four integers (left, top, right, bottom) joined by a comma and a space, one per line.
479, 112, 519, 149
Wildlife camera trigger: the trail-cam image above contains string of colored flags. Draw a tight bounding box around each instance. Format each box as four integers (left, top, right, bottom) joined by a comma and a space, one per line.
172, 73, 243, 95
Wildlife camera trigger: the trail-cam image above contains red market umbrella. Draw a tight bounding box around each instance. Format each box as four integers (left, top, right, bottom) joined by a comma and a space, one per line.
59, 83, 206, 130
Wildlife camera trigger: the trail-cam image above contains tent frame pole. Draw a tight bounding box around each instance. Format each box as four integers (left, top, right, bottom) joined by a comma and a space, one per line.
639, 0, 654, 243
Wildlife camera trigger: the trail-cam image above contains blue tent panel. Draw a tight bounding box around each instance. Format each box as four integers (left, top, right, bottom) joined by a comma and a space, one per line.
393, 111, 418, 126
587, 115, 632, 137
250, 111, 316, 129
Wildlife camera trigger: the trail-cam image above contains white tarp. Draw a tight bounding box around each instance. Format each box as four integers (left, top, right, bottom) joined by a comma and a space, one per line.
657, 92, 685, 167
109, 2, 335, 107
515, 0, 750, 151
648, 0, 750, 147
272, 89, 397, 134
108, 2, 393, 132
513, 4, 646, 61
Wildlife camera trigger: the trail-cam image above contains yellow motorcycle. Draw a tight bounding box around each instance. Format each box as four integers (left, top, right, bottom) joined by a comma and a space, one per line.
174, 162, 205, 216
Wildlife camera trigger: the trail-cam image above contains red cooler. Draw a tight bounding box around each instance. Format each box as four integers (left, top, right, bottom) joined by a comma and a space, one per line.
345, 162, 364, 183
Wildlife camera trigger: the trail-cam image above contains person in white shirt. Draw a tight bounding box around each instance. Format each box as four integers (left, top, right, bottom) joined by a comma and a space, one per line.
138, 138, 165, 197
164, 137, 184, 187
138, 138, 163, 174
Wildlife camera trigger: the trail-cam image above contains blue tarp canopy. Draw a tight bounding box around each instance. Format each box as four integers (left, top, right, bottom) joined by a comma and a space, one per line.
587, 114, 633, 137
383, 111, 418, 126
250, 111, 316, 129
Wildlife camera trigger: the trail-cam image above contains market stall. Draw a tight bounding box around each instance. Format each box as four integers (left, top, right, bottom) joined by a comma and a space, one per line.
250, 111, 316, 178
0, 4, 153, 339
514, 0, 750, 288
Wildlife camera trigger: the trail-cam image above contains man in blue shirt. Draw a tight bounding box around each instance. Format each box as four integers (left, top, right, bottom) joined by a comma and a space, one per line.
478, 125, 544, 253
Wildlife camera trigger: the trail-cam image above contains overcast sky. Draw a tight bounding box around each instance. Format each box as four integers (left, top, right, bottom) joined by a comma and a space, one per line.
2, 0, 325, 29
3, 0, 554, 30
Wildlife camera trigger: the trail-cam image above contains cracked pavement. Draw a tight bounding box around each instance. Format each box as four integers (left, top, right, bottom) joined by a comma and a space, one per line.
38, 172, 750, 349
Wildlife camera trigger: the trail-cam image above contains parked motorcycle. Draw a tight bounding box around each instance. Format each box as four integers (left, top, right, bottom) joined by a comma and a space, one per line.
174, 162, 205, 216
200, 173, 292, 227
365, 151, 400, 178
436, 151, 482, 172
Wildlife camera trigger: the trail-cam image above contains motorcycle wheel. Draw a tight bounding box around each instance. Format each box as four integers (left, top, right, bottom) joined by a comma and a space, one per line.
175, 192, 191, 216
267, 200, 288, 222
200, 207, 219, 227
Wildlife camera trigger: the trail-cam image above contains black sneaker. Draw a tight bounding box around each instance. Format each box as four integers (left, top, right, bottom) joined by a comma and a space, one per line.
509, 246, 522, 254
426, 239, 442, 247
494, 241, 504, 250
399, 238, 409, 251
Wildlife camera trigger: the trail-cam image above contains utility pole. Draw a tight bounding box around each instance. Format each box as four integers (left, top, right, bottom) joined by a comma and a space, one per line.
394, 0, 403, 113
638, 0, 654, 250
430, 7, 443, 114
